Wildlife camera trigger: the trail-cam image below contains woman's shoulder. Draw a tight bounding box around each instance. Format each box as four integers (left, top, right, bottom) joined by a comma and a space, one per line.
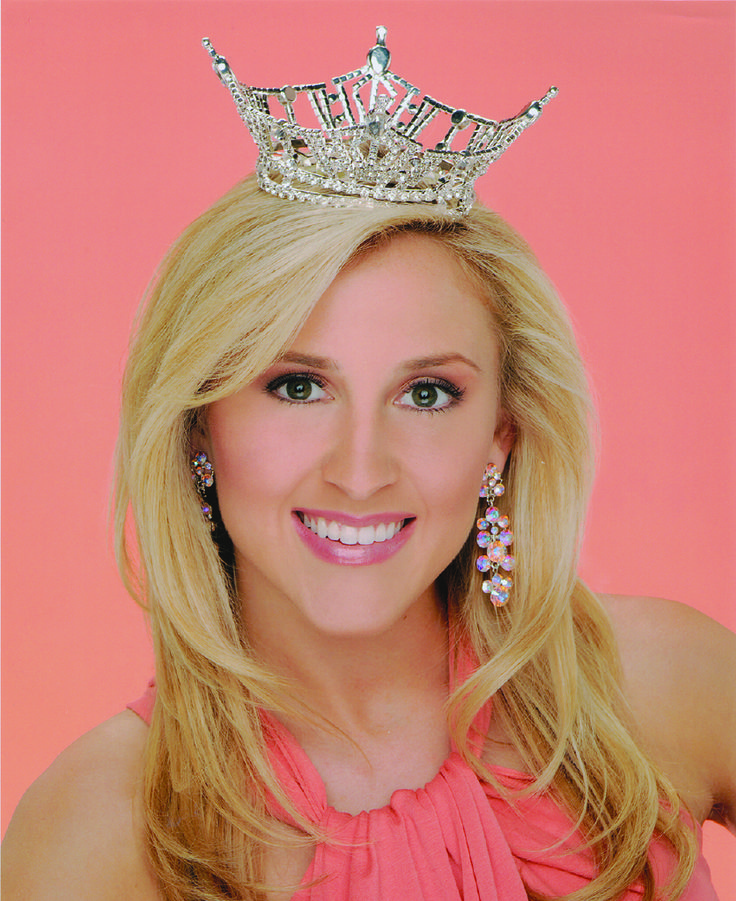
2, 710, 160, 900
598, 593, 736, 829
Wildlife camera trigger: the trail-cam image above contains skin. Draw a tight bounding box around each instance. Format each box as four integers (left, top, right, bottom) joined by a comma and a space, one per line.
203, 235, 509, 732
3, 236, 735, 899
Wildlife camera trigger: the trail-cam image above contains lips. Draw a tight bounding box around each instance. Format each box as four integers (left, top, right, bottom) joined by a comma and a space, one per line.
293, 509, 415, 565
300, 513, 406, 546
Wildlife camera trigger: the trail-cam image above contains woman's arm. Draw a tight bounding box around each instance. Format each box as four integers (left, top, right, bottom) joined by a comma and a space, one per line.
1, 711, 160, 901
603, 594, 736, 830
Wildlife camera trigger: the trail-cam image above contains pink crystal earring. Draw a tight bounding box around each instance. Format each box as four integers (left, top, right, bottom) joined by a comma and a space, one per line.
190, 450, 215, 531
476, 463, 515, 607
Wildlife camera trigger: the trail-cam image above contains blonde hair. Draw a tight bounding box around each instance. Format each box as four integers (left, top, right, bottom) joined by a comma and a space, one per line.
115, 175, 697, 900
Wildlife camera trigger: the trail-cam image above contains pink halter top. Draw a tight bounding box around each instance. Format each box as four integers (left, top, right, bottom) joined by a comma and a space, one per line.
128, 651, 716, 900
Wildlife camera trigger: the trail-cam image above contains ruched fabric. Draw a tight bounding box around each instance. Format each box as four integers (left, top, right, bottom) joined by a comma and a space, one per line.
128, 658, 717, 900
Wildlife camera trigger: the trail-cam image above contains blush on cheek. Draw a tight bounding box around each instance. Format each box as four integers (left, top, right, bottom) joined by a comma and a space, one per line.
434, 474, 485, 557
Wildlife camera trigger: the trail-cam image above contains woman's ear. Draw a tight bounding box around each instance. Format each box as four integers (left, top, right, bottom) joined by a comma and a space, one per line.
489, 414, 515, 471
189, 411, 212, 460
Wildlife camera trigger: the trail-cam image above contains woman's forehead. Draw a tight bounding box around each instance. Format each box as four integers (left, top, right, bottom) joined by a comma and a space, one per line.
284, 233, 498, 370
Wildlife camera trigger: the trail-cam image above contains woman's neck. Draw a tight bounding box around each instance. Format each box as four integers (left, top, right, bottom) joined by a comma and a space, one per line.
243, 585, 449, 738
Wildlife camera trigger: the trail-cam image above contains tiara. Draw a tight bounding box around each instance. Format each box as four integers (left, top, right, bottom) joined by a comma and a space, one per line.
203, 28, 556, 215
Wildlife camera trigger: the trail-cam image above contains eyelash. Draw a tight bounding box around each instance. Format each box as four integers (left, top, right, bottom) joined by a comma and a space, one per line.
398, 378, 465, 414
264, 371, 330, 404
264, 372, 465, 412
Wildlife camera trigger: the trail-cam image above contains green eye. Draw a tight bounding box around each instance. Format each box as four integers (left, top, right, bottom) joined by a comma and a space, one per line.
411, 384, 439, 407
285, 378, 313, 401
397, 379, 460, 412
268, 373, 328, 403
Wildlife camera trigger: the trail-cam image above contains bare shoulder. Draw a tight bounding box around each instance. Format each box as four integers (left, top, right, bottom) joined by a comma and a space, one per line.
600, 594, 736, 830
2, 710, 161, 900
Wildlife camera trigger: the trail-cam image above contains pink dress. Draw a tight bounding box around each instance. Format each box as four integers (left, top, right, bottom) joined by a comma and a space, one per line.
128, 660, 717, 900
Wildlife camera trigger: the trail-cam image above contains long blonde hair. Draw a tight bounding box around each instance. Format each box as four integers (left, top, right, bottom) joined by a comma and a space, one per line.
115, 175, 697, 900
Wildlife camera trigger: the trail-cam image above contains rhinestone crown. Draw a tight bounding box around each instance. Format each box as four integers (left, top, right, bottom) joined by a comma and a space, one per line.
203, 27, 557, 215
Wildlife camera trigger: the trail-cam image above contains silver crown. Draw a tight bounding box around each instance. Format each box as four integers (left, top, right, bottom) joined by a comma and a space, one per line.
203, 28, 557, 215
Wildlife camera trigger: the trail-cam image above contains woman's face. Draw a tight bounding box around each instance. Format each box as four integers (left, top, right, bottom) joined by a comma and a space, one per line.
203, 234, 512, 638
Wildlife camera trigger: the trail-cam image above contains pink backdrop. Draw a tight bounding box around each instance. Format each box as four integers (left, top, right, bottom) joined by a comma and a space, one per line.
3, 1, 734, 893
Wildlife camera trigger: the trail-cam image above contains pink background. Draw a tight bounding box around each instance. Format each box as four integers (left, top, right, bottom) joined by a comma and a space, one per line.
3, 1, 734, 893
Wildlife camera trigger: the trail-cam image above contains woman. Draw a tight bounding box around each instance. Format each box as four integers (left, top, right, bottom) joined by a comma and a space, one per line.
4, 27, 735, 901
4, 173, 735, 900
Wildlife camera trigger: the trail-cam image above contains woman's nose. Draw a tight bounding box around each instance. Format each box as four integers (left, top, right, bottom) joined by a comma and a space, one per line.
321, 408, 399, 500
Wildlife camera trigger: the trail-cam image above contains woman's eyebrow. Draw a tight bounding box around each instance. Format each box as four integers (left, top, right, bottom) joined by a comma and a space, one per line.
277, 351, 483, 373
277, 351, 339, 370
399, 353, 482, 373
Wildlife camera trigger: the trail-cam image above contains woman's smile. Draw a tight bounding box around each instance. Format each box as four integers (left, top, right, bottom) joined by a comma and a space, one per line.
296, 510, 413, 545
293, 509, 416, 565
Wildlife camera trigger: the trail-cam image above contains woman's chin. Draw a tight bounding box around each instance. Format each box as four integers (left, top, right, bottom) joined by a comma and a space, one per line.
286, 582, 440, 643
297, 602, 414, 641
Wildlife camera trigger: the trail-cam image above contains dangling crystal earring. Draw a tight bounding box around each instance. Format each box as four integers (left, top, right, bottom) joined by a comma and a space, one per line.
476, 463, 515, 607
190, 450, 215, 531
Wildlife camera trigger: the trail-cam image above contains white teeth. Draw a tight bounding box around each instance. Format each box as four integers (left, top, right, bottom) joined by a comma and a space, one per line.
302, 515, 405, 546
340, 525, 358, 545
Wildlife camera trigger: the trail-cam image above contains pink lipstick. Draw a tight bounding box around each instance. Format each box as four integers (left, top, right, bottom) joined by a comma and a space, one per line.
293, 509, 415, 566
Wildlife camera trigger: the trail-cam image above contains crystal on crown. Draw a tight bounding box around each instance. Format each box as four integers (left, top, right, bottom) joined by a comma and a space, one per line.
203, 28, 557, 215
